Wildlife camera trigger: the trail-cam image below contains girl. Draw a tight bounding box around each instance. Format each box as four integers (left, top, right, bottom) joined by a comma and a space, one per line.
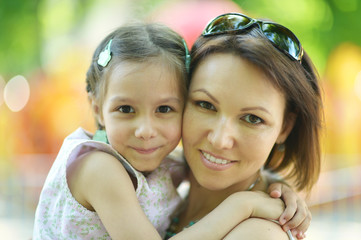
33, 22, 309, 239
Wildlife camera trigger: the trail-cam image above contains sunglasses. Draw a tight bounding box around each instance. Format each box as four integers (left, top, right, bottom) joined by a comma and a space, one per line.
202, 13, 303, 62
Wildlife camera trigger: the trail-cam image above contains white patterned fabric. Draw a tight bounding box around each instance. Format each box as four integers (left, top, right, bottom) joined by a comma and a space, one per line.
33, 128, 184, 239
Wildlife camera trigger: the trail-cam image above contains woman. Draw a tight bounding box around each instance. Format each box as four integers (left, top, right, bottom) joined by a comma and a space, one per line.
167, 13, 322, 239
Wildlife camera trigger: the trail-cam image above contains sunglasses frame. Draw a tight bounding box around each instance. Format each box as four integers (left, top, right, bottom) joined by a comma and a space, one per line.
202, 13, 304, 62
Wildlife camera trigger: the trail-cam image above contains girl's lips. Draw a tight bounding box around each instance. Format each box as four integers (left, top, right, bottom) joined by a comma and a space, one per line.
199, 150, 235, 171
132, 147, 159, 154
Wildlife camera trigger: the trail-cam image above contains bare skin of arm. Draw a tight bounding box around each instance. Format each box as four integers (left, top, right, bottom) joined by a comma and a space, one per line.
223, 218, 290, 240
171, 191, 286, 239
68, 151, 161, 239
68, 151, 287, 240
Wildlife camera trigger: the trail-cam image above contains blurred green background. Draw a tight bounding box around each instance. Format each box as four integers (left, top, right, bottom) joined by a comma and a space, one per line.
1, 0, 361, 239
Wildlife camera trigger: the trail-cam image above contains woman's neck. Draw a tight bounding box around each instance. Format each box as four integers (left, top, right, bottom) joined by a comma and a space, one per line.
177, 171, 267, 230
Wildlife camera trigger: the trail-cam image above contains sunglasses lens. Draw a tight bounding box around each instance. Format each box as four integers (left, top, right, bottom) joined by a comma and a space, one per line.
203, 14, 252, 35
261, 23, 301, 60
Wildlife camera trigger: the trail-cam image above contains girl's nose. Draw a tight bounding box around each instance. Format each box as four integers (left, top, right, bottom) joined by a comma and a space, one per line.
134, 117, 157, 140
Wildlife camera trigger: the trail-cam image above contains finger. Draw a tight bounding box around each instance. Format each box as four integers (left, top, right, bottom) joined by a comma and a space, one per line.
291, 211, 311, 234
298, 232, 306, 239
279, 198, 298, 224
278, 185, 299, 224
283, 206, 311, 233
291, 229, 306, 239
268, 182, 282, 198
296, 230, 306, 240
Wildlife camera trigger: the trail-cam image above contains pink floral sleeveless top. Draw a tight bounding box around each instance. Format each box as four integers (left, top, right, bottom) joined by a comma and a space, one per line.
33, 128, 184, 239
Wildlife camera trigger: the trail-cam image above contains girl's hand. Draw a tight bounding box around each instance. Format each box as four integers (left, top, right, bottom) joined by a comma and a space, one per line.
268, 183, 311, 239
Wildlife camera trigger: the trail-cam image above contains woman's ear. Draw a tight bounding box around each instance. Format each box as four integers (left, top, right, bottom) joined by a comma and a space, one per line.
89, 93, 104, 127
276, 112, 297, 144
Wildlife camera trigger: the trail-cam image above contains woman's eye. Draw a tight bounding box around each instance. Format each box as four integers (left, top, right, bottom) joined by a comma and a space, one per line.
196, 101, 216, 111
118, 105, 135, 113
157, 105, 172, 113
244, 114, 263, 124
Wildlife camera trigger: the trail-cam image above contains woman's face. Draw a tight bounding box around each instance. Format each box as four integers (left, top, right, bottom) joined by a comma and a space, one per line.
182, 53, 293, 191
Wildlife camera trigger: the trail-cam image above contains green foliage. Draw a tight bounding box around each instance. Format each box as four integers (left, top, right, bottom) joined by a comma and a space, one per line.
0, 0, 94, 79
0, 0, 41, 78
1, 0, 360, 78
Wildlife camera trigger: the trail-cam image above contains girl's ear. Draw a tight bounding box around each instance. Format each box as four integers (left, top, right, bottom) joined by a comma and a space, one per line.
276, 112, 297, 144
88, 94, 104, 127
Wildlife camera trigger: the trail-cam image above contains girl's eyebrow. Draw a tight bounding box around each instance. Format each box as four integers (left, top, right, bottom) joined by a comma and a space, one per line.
158, 97, 182, 104
192, 88, 219, 104
110, 96, 181, 104
109, 96, 133, 103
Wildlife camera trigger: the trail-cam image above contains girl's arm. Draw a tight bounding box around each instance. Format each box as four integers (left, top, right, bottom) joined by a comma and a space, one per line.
170, 191, 286, 240
68, 151, 163, 240
69, 151, 298, 240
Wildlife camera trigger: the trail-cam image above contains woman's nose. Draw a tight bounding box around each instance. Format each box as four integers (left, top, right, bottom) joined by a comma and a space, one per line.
207, 117, 235, 149
134, 117, 157, 140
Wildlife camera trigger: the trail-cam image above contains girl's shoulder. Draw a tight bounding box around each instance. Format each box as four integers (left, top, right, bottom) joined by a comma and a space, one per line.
68, 149, 138, 210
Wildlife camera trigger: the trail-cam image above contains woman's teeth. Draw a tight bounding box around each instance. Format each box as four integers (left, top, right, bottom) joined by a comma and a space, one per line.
202, 151, 230, 165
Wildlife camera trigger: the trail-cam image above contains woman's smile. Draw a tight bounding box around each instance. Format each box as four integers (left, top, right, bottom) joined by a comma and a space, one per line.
199, 150, 235, 171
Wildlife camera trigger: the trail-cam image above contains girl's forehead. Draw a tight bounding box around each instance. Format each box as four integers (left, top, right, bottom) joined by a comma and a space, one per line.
106, 60, 182, 93
109, 57, 185, 90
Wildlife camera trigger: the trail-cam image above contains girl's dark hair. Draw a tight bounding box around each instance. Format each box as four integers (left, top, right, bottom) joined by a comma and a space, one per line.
86, 22, 189, 127
190, 27, 323, 192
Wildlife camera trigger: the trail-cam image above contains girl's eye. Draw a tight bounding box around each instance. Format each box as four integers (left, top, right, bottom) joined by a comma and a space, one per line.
157, 105, 172, 113
118, 105, 135, 113
196, 101, 216, 111
243, 114, 263, 124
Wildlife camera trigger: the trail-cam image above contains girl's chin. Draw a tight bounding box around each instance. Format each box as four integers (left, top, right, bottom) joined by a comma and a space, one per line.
131, 161, 160, 173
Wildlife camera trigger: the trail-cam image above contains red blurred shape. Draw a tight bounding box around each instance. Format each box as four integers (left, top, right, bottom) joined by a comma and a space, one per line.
151, 0, 243, 47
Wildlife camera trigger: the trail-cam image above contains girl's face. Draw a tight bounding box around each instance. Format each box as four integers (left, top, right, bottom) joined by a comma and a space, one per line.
97, 60, 184, 172
182, 53, 294, 191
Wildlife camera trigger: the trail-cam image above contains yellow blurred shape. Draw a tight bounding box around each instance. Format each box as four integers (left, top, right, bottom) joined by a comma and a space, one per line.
355, 71, 361, 101
323, 43, 361, 165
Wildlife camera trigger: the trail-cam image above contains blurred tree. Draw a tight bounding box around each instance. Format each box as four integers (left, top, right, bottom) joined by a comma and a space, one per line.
0, 0, 41, 78
0, 0, 95, 79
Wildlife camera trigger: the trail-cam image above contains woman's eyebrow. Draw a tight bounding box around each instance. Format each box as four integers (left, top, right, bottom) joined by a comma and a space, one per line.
192, 88, 219, 104
241, 106, 271, 115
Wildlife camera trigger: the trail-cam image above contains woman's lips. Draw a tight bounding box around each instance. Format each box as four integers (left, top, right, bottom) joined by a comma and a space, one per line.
199, 150, 235, 171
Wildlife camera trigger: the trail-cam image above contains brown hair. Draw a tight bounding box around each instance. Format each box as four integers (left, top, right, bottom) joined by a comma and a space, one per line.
190, 27, 323, 192
86, 22, 189, 128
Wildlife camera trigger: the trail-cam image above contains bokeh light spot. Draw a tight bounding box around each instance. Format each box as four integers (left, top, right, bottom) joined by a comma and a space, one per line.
4, 75, 30, 112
